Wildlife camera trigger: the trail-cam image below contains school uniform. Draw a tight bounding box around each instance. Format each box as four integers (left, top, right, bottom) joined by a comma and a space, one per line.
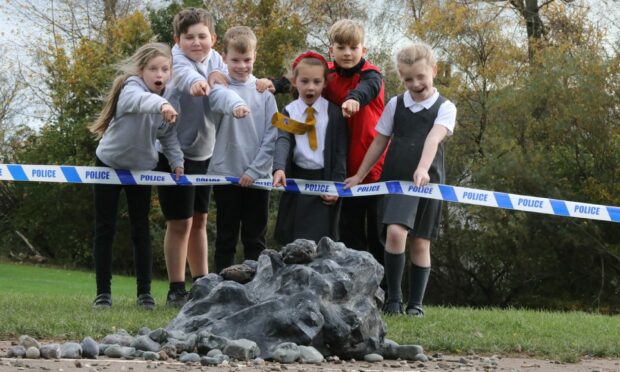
273, 97, 348, 245
323, 58, 385, 262
94, 76, 183, 296
376, 89, 456, 239
156, 45, 240, 220
207, 77, 278, 272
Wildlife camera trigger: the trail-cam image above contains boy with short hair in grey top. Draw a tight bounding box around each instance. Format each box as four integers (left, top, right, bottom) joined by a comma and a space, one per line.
208, 26, 278, 272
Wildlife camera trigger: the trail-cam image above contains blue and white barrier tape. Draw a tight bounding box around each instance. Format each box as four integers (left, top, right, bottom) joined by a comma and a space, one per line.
1, 163, 619, 223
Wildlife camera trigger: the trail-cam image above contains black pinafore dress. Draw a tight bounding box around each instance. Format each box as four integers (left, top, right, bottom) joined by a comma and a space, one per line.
379, 94, 446, 239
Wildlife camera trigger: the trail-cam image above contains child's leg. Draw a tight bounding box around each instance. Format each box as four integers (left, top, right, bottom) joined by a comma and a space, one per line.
383, 224, 408, 313
164, 218, 192, 283
406, 237, 431, 316
240, 188, 269, 262
213, 185, 242, 272
187, 212, 208, 277
125, 184, 153, 296
93, 183, 121, 296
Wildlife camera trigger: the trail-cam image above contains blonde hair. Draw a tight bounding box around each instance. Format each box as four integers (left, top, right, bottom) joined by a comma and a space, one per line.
222, 26, 257, 54
328, 19, 365, 46
89, 43, 172, 139
396, 42, 436, 68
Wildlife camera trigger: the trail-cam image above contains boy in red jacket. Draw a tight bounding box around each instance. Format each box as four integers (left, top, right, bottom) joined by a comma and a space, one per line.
322, 19, 385, 265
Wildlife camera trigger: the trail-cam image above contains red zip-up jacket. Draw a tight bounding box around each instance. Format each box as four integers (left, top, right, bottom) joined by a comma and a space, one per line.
323, 59, 385, 183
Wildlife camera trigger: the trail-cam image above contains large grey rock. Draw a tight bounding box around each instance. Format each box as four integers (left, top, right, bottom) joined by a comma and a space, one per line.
167, 237, 386, 359
179, 352, 200, 363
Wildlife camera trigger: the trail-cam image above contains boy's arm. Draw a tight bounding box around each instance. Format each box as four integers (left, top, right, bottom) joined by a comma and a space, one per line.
345, 70, 382, 106
172, 54, 208, 94
331, 107, 348, 182
344, 133, 390, 189
208, 85, 247, 115
244, 94, 278, 180
413, 125, 449, 186
117, 81, 168, 115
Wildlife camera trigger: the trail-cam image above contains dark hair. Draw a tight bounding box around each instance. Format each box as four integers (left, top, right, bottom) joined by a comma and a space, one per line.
172, 8, 215, 38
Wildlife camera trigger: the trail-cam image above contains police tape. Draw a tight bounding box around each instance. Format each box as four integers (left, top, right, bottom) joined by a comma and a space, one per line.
1, 163, 619, 223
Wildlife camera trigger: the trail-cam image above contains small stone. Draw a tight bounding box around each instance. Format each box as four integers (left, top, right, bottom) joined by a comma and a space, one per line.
137, 327, 151, 336
222, 339, 260, 361
414, 353, 428, 362
130, 336, 160, 352
78, 337, 98, 360
298, 346, 323, 364
25, 346, 40, 359
206, 349, 222, 357
397, 344, 424, 360
40, 344, 62, 359
74, 360, 82, 368
61, 342, 82, 359
220, 264, 256, 283
7, 345, 26, 358
272, 342, 300, 364
19, 335, 41, 350
142, 351, 159, 361
158, 350, 168, 361
363, 353, 383, 363
179, 352, 200, 363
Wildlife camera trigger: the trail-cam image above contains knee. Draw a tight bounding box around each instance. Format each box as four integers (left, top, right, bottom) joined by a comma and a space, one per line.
167, 218, 192, 235
409, 237, 430, 255
191, 213, 208, 230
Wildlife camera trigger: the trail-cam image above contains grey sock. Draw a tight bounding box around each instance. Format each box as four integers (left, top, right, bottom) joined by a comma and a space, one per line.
384, 251, 405, 303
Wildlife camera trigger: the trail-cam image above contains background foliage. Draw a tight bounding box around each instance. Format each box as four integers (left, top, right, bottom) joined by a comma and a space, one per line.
0, 0, 618, 312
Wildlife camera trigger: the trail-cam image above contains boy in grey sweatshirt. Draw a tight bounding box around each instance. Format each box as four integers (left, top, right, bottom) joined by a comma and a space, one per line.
208, 26, 278, 272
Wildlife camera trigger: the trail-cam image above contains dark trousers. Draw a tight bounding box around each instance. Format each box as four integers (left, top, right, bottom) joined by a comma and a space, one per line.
93, 159, 152, 296
213, 185, 269, 272
339, 195, 384, 266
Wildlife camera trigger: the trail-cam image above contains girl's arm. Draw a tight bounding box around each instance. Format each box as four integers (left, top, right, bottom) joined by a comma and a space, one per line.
413, 125, 449, 186
344, 133, 390, 189
117, 80, 168, 115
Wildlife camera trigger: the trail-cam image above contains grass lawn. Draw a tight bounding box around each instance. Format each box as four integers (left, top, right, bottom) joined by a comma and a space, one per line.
1, 261, 619, 361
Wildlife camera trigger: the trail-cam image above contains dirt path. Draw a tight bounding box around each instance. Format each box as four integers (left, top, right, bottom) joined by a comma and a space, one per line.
2, 341, 620, 371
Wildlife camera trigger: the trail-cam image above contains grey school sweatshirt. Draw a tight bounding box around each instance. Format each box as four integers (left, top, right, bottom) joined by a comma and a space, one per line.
163, 45, 237, 161
96, 76, 184, 171
207, 76, 278, 180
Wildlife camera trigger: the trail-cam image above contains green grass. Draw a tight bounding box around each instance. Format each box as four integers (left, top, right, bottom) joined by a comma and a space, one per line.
1, 262, 620, 361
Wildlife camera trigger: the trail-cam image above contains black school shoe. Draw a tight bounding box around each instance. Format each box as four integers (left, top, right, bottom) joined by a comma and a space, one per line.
382, 301, 404, 315
92, 293, 112, 309
165, 288, 188, 308
406, 305, 425, 318
137, 293, 156, 310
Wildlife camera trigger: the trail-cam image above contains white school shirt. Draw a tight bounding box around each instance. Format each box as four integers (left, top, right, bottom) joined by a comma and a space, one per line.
375, 88, 457, 136
284, 96, 329, 170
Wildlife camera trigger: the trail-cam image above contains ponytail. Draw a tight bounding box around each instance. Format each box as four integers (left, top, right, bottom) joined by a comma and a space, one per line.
88, 74, 129, 139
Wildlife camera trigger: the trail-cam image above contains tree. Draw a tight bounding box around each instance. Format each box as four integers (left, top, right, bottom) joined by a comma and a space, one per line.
3, 2, 155, 271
